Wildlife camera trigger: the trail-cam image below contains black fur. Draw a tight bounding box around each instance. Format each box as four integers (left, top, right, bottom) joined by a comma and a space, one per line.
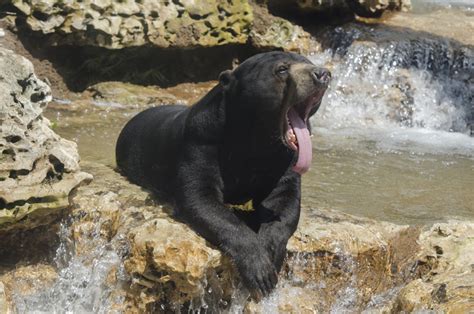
116, 51, 329, 298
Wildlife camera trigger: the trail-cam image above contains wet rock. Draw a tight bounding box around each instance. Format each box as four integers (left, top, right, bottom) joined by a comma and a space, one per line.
64, 163, 449, 312
87, 81, 180, 107
0, 48, 92, 232
8, 160, 474, 312
0, 282, 8, 314
393, 222, 474, 312
11, 0, 253, 49
10, 0, 321, 54
247, 210, 421, 312
125, 217, 235, 312
346, 0, 411, 18
65, 162, 236, 312
249, 3, 319, 54
0, 264, 58, 312
317, 23, 473, 132
1, 264, 58, 297
85, 81, 220, 108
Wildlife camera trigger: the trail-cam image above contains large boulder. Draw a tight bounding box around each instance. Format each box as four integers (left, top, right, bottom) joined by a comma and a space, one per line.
11, 0, 253, 49
0, 48, 92, 232
249, 3, 318, 53
8, 0, 412, 50
9, 0, 319, 54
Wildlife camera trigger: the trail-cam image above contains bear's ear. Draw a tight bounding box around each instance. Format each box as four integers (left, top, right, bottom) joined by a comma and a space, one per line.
218, 70, 234, 91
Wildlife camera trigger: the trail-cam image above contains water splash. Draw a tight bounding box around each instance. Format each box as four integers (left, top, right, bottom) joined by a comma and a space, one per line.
310, 39, 471, 133
12, 219, 127, 314
308, 25, 474, 156
362, 286, 402, 313
328, 247, 358, 313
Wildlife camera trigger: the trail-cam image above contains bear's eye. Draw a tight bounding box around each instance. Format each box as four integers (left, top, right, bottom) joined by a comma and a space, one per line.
276, 65, 289, 75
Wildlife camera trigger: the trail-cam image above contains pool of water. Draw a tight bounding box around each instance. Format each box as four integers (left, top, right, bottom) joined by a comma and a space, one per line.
45, 103, 474, 227
305, 127, 473, 225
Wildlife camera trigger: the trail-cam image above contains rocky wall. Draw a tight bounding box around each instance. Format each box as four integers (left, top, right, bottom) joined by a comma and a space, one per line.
11, 0, 254, 49
0, 47, 92, 232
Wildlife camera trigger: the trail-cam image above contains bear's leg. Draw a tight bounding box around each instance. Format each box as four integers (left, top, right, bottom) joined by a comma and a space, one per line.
176, 144, 278, 298
255, 171, 301, 272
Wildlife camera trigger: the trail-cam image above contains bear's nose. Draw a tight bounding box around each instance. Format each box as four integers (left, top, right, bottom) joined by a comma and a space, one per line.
312, 68, 331, 84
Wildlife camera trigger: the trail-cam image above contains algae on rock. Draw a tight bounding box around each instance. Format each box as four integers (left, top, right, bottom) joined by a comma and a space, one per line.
9, 0, 323, 54
11, 0, 253, 49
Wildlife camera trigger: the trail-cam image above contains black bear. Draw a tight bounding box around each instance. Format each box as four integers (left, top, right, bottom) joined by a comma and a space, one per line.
116, 51, 330, 298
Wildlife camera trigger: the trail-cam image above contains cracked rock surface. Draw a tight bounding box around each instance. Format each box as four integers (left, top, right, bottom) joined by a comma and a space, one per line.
11, 0, 253, 49
0, 48, 92, 232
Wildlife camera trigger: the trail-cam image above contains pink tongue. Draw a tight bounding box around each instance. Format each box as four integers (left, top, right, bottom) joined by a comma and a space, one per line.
287, 108, 312, 175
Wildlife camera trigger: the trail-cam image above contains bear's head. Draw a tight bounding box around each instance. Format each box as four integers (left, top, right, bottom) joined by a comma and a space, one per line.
219, 51, 331, 174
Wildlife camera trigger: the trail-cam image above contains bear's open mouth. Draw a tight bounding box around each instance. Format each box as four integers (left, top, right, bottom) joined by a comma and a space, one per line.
284, 89, 326, 174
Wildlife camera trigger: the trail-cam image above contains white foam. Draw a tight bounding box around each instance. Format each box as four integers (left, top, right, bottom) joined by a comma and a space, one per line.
308, 43, 473, 156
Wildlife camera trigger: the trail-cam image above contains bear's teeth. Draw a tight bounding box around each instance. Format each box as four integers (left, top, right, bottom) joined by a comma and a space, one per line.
286, 128, 298, 146
286, 115, 298, 150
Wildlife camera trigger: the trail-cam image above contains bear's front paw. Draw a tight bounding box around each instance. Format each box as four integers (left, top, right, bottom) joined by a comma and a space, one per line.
234, 247, 278, 300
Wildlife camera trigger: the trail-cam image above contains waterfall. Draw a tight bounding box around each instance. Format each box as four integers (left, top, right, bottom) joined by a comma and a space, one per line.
308, 23, 474, 156
310, 29, 472, 133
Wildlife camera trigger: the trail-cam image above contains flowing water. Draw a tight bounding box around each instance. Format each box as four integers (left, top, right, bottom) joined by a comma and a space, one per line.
11, 2, 474, 312
304, 26, 474, 224
11, 216, 130, 313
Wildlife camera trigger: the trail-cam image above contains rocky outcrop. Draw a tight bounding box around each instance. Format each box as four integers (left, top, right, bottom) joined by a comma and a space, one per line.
3, 160, 473, 312
64, 162, 236, 312
9, 0, 413, 52
8, 0, 412, 51
249, 3, 319, 53
393, 222, 474, 313
11, 0, 253, 49
9, 0, 319, 53
68, 165, 474, 312
0, 48, 92, 232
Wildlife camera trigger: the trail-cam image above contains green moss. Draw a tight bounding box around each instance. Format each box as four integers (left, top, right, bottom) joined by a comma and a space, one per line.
13, 0, 254, 48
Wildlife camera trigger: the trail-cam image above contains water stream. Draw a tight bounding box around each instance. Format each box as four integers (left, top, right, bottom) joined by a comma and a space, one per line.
304, 23, 474, 224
